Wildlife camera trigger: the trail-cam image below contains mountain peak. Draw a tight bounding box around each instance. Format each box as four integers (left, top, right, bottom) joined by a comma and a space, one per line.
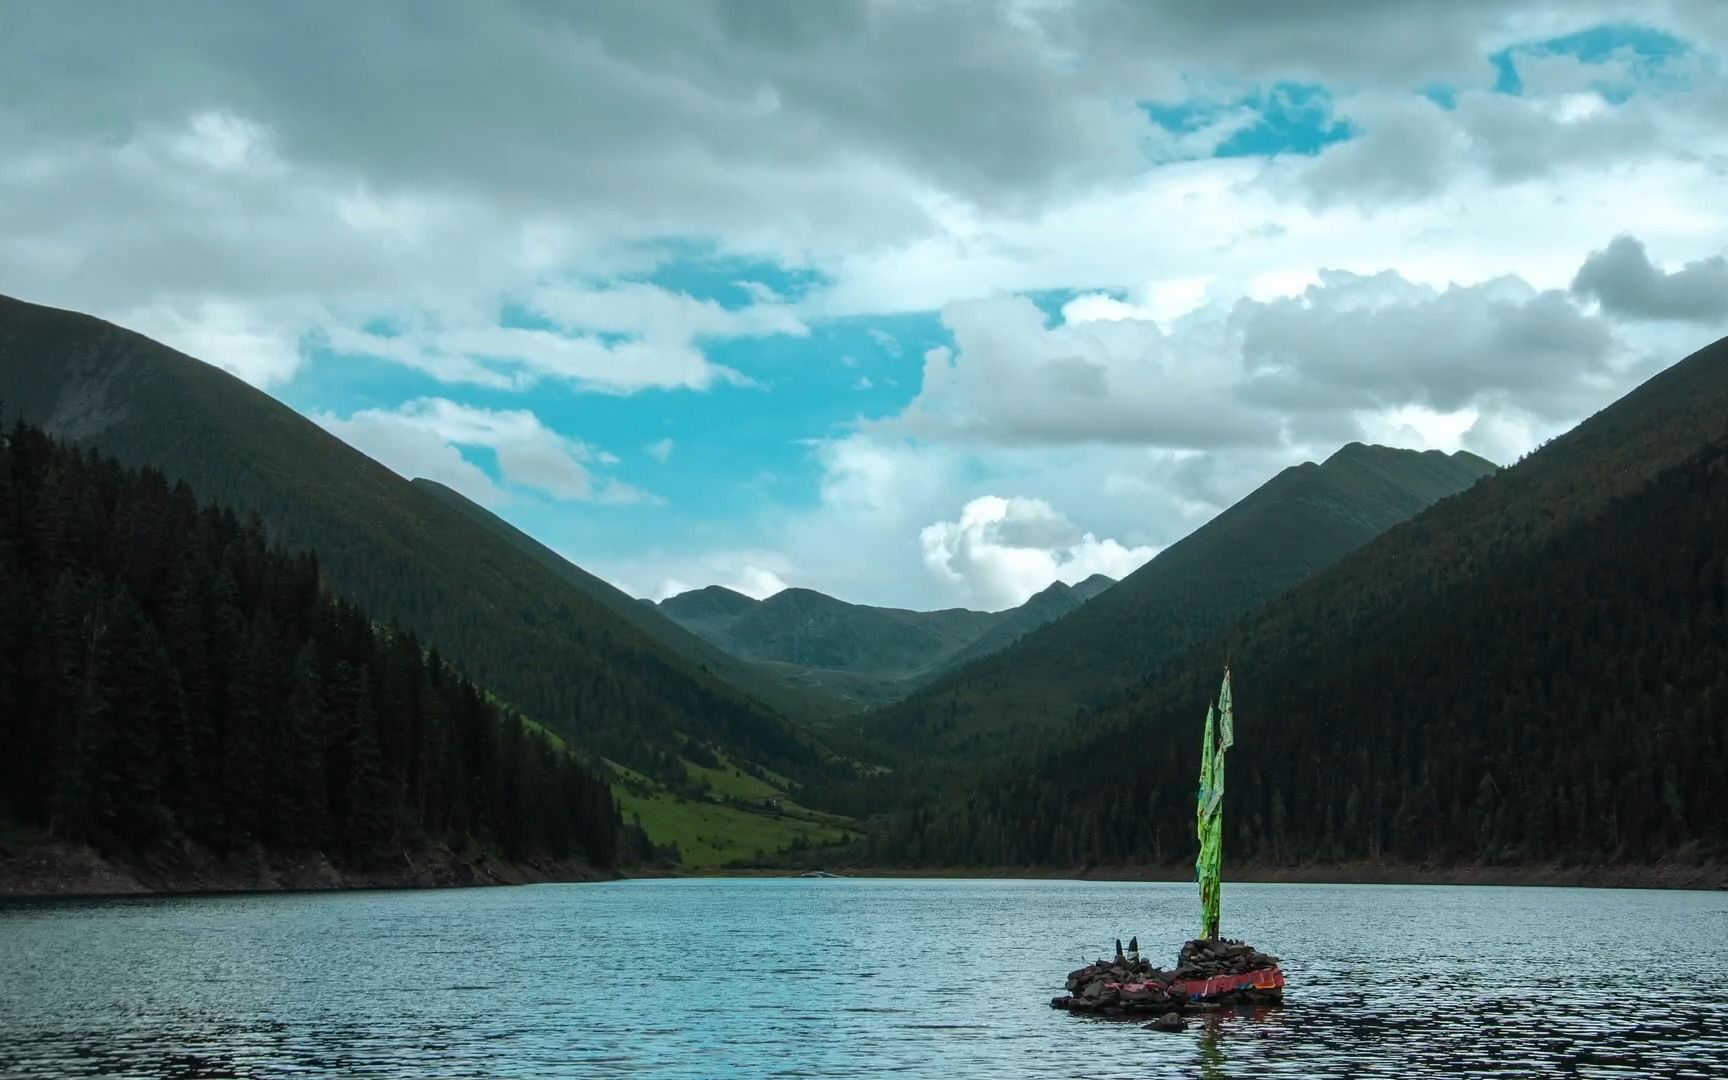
658, 584, 761, 621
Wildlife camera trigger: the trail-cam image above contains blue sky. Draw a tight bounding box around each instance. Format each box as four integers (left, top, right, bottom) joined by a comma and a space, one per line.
7, 4, 1727, 609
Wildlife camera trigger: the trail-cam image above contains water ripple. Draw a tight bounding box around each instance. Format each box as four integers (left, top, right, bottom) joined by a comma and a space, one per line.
2, 880, 1725, 1078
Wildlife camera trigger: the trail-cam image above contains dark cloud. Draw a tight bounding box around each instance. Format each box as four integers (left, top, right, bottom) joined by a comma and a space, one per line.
0, 0, 1141, 225
1235, 271, 1617, 422
7, 0, 1710, 231
1070, 0, 1514, 89
1571, 235, 1728, 322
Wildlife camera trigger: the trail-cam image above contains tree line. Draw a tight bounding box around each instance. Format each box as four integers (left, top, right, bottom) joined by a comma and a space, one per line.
0, 417, 629, 867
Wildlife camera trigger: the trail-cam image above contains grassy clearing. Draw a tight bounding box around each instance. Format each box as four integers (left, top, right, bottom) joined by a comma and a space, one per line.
683, 757, 782, 801
615, 786, 856, 868
608, 750, 860, 869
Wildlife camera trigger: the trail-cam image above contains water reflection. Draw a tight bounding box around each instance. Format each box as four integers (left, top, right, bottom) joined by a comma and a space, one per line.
2, 880, 1725, 1078
1195, 1019, 1229, 1080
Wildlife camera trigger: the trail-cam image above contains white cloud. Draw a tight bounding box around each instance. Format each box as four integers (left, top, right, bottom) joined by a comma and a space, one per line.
867, 328, 903, 356
319, 294, 765, 394
646, 437, 676, 463
528, 280, 808, 341
319, 406, 508, 507
601, 549, 795, 603
122, 297, 310, 387
876, 262, 1637, 455
313, 397, 651, 505
920, 495, 1155, 610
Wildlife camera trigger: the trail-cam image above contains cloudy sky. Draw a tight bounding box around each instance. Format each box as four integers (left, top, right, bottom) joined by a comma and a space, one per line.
5, 2, 1727, 611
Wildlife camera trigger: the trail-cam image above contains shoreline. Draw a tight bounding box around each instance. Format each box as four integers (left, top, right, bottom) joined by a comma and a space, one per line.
9, 844, 1723, 899
0, 837, 618, 900
680, 860, 1728, 891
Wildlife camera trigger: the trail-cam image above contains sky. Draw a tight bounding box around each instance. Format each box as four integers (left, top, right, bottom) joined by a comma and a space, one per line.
4, 2, 1727, 612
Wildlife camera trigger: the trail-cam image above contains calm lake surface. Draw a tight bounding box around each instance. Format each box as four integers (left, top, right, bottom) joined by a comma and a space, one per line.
3, 878, 1726, 1078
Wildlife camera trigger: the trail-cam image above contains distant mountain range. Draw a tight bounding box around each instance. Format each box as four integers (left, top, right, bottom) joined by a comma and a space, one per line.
844, 441, 1497, 775
655, 574, 1116, 709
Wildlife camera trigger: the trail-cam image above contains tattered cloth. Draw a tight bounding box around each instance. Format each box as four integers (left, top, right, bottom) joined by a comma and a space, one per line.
1050, 939, 1283, 1016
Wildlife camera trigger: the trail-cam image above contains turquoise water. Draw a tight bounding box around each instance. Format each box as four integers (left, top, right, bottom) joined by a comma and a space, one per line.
3, 878, 1726, 1078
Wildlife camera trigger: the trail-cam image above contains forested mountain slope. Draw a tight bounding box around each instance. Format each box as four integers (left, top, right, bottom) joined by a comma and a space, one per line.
851, 444, 1496, 763
0, 420, 627, 876
0, 293, 829, 786
938, 574, 1116, 671
869, 335, 1728, 870
410, 478, 846, 720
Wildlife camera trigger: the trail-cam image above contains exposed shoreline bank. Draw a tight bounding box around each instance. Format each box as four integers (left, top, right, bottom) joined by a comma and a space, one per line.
10, 845, 1724, 899
685, 860, 1728, 891
0, 837, 618, 900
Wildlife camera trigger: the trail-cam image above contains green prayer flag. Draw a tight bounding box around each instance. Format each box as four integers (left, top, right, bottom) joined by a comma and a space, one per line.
1217, 668, 1234, 752
1196, 669, 1233, 940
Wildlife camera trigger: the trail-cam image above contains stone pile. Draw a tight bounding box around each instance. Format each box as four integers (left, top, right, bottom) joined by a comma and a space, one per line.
1050, 937, 1282, 1026
1053, 955, 1182, 1016
1173, 938, 1280, 981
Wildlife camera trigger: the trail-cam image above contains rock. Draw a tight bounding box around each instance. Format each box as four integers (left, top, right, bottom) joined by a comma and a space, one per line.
1148, 1012, 1186, 1032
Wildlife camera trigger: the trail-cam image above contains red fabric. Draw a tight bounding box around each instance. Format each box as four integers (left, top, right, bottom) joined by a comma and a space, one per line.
1171, 966, 1284, 1000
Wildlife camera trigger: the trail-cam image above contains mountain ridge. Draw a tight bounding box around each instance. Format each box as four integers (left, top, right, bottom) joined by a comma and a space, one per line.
654, 571, 1120, 709
0, 291, 836, 789
838, 441, 1498, 780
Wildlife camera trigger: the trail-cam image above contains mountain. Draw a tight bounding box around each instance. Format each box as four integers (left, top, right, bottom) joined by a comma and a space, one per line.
850, 443, 1498, 765
0, 418, 629, 887
941, 573, 1116, 669
409, 478, 846, 721
869, 333, 1728, 871
654, 573, 1117, 710
660, 584, 761, 626
0, 293, 832, 791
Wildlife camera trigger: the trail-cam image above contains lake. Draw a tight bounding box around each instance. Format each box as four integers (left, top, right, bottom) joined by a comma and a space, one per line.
3, 878, 1726, 1078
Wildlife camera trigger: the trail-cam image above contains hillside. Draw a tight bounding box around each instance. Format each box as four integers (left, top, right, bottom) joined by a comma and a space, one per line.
0, 419, 628, 890
409, 478, 848, 720
0, 293, 832, 794
655, 573, 1116, 709
868, 334, 1728, 870
940, 574, 1116, 669
849, 443, 1497, 766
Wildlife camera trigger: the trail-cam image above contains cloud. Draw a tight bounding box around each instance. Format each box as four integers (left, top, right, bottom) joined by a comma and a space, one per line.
867, 328, 902, 356
920, 495, 1154, 610
877, 262, 1630, 454
1571, 234, 1728, 322
322, 313, 755, 395
313, 397, 654, 505
5, 3, 1726, 401
318, 405, 508, 507
882, 294, 1270, 449
120, 297, 310, 387
1297, 94, 1464, 206
1234, 270, 1620, 424
646, 437, 676, 463
7, 2, 1728, 615
603, 549, 796, 602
